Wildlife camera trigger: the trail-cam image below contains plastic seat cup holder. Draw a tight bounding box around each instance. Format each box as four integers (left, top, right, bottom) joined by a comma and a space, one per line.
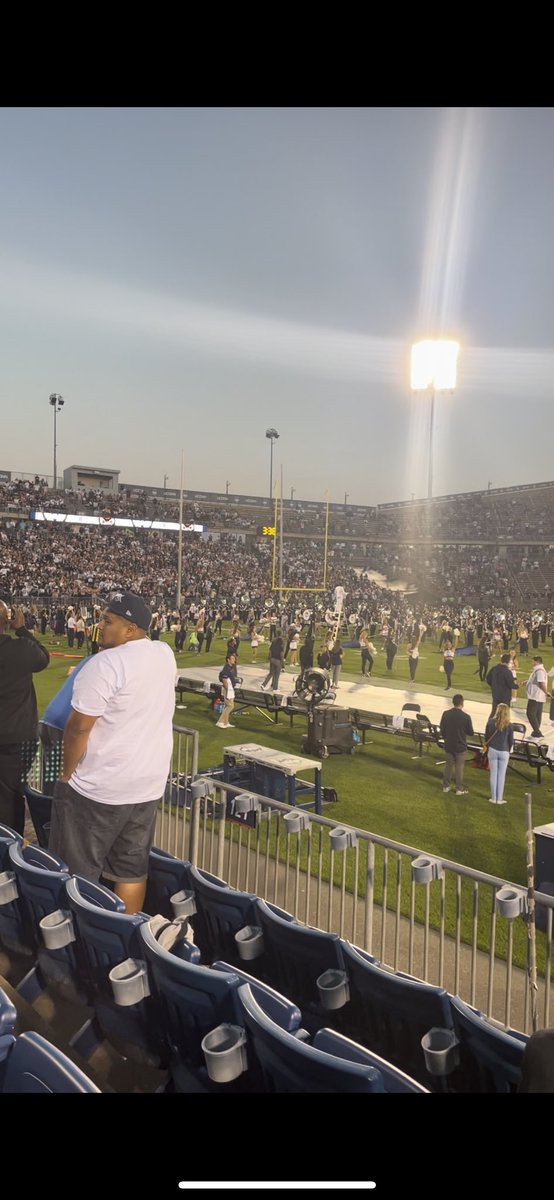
421, 1027, 459, 1076
284, 811, 311, 834
202, 1023, 248, 1083
170, 889, 197, 920
411, 855, 444, 884
495, 886, 527, 919
0, 870, 19, 906
329, 827, 358, 852
235, 924, 264, 961
39, 909, 76, 949
109, 958, 151, 1006
233, 793, 262, 816
317, 968, 350, 1010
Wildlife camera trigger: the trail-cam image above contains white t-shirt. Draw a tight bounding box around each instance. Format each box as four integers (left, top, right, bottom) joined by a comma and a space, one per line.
69, 639, 176, 805
526, 665, 548, 702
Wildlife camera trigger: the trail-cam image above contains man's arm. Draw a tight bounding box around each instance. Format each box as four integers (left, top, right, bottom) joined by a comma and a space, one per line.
12, 608, 49, 672
60, 709, 99, 782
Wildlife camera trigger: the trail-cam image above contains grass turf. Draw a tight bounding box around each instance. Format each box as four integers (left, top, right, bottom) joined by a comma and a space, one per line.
32, 625, 554, 891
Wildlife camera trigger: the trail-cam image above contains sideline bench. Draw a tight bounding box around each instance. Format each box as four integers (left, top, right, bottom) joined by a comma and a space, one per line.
175, 677, 221, 706
233, 687, 282, 723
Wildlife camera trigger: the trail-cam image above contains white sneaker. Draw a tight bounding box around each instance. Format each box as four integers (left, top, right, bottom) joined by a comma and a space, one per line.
215, 721, 225, 727
455, 789, 468, 796
495, 798, 507, 805
488, 797, 497, 804
225, 723, 236, 728
442, 787, 450, 793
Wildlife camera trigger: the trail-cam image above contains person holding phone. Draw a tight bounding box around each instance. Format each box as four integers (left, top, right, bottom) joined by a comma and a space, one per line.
0, 601, 49, 832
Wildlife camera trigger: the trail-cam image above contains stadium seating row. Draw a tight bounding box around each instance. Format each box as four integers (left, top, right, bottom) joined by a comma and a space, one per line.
0, 824, 528, 1093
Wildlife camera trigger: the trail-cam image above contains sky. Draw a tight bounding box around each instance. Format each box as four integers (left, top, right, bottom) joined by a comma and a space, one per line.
1, 105, 554, 505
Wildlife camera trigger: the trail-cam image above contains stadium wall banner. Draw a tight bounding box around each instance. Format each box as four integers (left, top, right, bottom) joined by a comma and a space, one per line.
0, 470, 11, 483
30, 512, 203, 532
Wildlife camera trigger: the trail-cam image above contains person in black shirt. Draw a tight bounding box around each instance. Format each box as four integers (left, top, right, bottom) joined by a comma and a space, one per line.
261, 634, 284, 691
486, 654, 518, 717
384, 634, 397, 672
0, 602, 50, 832
330, 641, 343, 687
439, 693, 474, 796
477, 634, 490, 682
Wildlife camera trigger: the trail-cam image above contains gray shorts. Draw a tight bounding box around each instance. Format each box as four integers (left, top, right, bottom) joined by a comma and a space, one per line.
49, 781, 160, 884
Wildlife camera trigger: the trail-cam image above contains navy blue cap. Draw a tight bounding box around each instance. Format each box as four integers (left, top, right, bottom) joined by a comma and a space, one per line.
105, 591, 152, 631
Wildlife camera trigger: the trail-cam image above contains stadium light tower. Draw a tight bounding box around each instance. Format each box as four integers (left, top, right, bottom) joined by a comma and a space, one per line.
265, 428, 279, 502
410, 340, 459, 500
49, 393, 64, 490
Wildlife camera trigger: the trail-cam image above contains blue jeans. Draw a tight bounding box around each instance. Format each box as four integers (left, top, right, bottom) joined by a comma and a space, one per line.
489, 748, 509, 802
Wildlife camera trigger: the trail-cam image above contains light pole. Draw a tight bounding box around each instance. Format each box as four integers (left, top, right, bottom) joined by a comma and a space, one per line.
49, 393, 64, 489
225, 480, 231, 496
344, 492, 349, 507
163, 474, 169, 490
265, 428, 279, 502
290, 486, 295, 502
410, 340, 459, 500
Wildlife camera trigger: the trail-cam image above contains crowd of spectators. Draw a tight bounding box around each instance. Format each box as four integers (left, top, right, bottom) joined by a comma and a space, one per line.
2, 476, 554, 619
3, 478, 554, 543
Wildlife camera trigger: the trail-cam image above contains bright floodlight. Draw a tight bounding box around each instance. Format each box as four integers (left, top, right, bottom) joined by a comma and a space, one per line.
411, 340, 459, 392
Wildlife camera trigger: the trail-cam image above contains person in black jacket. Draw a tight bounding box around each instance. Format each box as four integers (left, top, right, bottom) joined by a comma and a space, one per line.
439, 694, 474, 796
384, 634, 397, 672
261, 634, 284, 691
486, 654, 518, 717
0, 601, 50, 832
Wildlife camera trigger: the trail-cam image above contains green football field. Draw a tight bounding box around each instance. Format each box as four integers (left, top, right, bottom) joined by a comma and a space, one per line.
32, 625, 554, 892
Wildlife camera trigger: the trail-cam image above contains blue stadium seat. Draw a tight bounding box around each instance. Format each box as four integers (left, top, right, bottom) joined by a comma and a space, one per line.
65, 875, 167, 1066
448, 994, 527, 1093
140, 921, 300, 1092
23, 785, 52, 849
313, 1028, 429, 1093
144, 847, 192, 921
236, 982, 389, 1093
0, 986, 17, 1036
0, 1030, 100, 1093
187, 864, 259, 965
254, 898, 346, 1027
0, 823, 30, 956
210, 960, 302, 1032
8, 840, 89, 1005
339, 941, 454, 1089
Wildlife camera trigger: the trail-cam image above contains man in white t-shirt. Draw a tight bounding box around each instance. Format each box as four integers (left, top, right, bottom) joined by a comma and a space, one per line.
525, 655, 549, 738
49, 591, 176, 913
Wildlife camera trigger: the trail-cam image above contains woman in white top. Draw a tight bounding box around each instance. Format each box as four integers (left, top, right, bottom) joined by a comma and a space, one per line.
250, 628, 260, 662
359, 630, 375, 677
75, 614, 86, 650
288, 631, 299, 667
